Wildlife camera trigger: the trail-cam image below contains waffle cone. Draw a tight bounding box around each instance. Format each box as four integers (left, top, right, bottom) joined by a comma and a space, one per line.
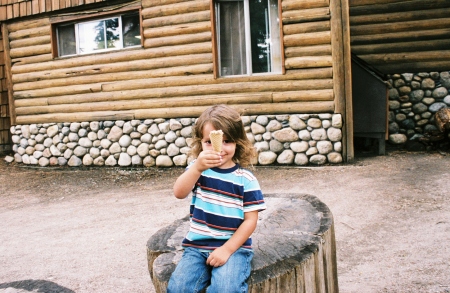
209, 130, 223, 152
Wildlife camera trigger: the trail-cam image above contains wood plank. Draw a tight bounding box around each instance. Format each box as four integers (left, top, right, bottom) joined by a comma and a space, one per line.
8, 26, 50, 41
13, 63, 214, 90
143, 21, 211, 38
7, 17, 49, 32
12, 53, 213, 85
284, 31, 331, 47
283, 21, 330, 35
143, 10, 210, 28
144, 31, 211, 48
16, 110, 135, 124
285, 56, 332, 69
142, 0, 210, 19
12, 43, 212, 73
10, 35, 50, 49
351, 18, 450, 36
351, 28, 450, 45
282, 0, 328, 11
10, 44, 51, 58
350, 0, 450, 16
349, 0, 407, 6
350, 7, 450, 25
282, 7, 330, 24
352, 39, 450, 55
285, 45, 332, 58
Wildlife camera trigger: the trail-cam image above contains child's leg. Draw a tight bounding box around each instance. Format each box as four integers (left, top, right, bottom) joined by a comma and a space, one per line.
207, 248, 253, 293
167, 247, 211, 293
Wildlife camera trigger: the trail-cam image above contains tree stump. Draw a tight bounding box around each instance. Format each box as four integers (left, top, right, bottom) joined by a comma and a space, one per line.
147, 193, 339, 293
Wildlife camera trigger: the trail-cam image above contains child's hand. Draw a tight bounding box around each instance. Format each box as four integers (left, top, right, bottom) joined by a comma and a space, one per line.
206, 246, 232, 267
193, 150, 222, 172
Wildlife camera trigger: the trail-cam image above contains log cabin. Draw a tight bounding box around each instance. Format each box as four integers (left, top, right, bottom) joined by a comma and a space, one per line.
0, 0, 449, 166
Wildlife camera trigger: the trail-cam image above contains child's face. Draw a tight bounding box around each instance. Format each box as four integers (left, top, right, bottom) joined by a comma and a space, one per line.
201, 123, 236, 169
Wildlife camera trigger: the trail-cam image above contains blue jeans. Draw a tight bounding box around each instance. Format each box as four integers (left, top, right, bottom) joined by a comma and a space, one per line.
167, 247, 253, 293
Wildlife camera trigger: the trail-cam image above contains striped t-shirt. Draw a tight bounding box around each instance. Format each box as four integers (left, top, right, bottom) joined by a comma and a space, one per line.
182, 163, 266, 251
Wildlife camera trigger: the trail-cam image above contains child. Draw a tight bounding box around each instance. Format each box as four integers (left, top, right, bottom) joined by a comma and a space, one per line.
167, 104, 266, 293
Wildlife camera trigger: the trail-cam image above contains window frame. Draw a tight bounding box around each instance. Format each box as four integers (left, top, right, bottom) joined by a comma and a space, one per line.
50, 4, 142, 59
211, 0, 285, 78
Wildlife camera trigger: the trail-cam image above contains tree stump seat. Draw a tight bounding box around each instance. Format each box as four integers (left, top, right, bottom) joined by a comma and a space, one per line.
147, 193, 339, 293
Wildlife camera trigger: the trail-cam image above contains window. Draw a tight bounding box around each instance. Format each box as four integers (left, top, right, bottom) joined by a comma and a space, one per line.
55, 12, 141, 57
215, 0, 282, 77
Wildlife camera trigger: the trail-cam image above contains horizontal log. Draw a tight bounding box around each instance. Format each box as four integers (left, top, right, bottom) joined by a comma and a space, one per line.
11, 53, 53, 66
21, 77, 333, 106
16, 111, 136, 125
351, 39, 450, 55
285, 56, 333, 69
350, 7, 450, 25
272, 89, 333, 103
142, 0, 193, 9
134, 101, 335, 119
350, 0, 450, 16
349, 0, 407, 7
350, 28, 450, 45
143, 10, 210, 28
13, 53, 213, 86
11, 43, 212, 74
282, 0, 329, 11
282, 7, 330, 24
14, 83, 103, 99
7, 17, 49, 32
284, 31, 331, 47
283, 21, 330, 35
10, 35, 51, 49
285, 45, 332, 58
374, 61, 450, 75
142, 0, 210, 19
8, 26, 50, 41
101, 70, 332, 92
15, 93, 273, 115
144, 31, 211, 48
351, 18, 450, 36
14, 63, 213, 91
10, 44, 51, 59
359, 50, 450, 65
15, 98, 49, 107
143, 21, 211, 38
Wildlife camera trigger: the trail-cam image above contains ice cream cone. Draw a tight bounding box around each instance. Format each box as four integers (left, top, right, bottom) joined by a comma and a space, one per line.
209, 130, 223, 152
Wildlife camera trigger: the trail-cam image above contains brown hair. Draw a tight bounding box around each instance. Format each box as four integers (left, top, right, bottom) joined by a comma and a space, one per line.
190, 104, 256, 168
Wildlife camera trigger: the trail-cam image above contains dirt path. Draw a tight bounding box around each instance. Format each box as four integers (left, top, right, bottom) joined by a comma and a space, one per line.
0, 151, 449, 293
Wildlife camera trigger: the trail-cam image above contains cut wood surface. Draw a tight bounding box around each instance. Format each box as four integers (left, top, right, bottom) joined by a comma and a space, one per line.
147, 194, 339, 293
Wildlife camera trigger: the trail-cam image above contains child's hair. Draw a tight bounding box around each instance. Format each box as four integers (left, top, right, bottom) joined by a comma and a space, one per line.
190, 104, 256, 168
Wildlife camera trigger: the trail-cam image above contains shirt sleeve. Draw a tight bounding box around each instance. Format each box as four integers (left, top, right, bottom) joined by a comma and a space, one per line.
243, 173, 266, 213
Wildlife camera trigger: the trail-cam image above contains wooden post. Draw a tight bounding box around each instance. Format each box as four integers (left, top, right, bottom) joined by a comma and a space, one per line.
2, 23, 16, 126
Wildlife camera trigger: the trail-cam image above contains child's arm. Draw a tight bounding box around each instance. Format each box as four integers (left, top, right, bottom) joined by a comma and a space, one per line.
206, 210, 259, 267
173, 150, 222, 199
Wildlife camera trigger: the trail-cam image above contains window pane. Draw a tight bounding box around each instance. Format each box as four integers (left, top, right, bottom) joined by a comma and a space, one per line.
122, 13, 141, 47
78, 20, 106, 53
57, 24, 76, 56
218, 1, 247, 76
249, 0, 271, 73
106, 18, 121, 49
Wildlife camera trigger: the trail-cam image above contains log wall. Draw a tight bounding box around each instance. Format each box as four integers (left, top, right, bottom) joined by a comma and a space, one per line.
3, 0, 339, 125
349, 0, 450, 74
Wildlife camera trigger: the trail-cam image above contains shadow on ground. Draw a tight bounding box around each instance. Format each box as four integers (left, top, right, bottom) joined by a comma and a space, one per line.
0, 280, 75, 293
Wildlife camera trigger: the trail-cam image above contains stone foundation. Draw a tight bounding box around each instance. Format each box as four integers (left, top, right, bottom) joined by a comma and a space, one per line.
387, 71, 450, 145
9, 113, 343, 167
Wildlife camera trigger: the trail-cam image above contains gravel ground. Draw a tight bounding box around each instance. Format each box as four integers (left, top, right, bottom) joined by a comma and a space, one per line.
0, 150, 449, 293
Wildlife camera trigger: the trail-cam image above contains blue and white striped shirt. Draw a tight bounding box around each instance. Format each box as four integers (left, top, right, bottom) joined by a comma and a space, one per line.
182, 163, 266, 250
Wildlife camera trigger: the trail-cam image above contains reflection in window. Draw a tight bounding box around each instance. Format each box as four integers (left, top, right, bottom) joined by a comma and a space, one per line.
216, 0, 281, 77
56, 12, 141, 57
